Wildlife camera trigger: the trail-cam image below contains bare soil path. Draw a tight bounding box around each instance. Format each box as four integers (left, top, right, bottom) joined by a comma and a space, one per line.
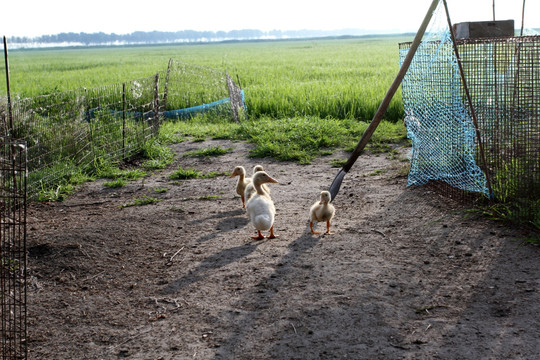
27, 139, 539, 359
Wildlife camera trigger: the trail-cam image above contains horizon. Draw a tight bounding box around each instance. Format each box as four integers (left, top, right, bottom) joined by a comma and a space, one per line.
2, 0, 539, 39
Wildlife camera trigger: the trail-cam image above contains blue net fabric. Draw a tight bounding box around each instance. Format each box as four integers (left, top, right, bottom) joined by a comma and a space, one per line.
399, 4, 489, 196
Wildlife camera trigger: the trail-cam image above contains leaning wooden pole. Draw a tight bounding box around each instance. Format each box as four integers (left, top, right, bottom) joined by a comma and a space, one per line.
442, 0, 494, 198
329, 0, 440, 200
520, 0, 526, 36
3, 36, 14, 136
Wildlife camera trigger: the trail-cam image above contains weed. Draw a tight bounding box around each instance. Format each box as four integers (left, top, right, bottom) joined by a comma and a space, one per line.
364, 169, 385, 177
330, 159, 347, 168
199, 194, 220, 200
122, 196, 162, 207
184, 146, 234, 157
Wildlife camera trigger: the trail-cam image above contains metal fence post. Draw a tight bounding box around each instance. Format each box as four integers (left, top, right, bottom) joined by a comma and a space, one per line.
153, 73, 160, 136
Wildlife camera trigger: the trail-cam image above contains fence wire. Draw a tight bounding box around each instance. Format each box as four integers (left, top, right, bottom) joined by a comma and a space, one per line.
400, 6, 539, 220
0, 139, 27, 360
0, 59, 242, 200
0, 59, 241, 359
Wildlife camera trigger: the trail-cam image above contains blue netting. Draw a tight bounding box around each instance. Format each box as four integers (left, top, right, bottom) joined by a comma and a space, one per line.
399, 4, 489, 196
85, 90, 245, 121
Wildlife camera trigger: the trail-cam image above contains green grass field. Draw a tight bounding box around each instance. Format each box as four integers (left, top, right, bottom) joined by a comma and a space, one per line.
2, 36, 411, 122
2, 36, 413, 198
2, 36, 537, 228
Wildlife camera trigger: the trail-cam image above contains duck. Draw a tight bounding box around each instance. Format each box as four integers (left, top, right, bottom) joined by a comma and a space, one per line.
230, 166, 250, 208
244, 164, 270, 201
246, 171, 279, 240
309, 191, 336, 235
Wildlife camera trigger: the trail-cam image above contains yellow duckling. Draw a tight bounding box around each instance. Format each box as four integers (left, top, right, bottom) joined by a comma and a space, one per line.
246, 171, 279, 240
309, 191, 336, 235
245, 164, 270, 201
230, 166, 250, 208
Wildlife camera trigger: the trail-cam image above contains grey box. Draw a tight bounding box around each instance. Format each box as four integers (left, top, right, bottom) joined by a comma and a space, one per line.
453, 20, 515, 39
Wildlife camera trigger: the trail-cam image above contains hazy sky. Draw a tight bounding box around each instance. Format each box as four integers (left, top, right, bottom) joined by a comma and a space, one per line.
1, 0, 538, 38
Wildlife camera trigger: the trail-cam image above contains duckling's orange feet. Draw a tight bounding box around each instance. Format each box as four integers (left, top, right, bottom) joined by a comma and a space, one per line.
251, 230, 265, 240
310, 222, 320, 234
267, 226, 279, 239
324, 221, 334, 235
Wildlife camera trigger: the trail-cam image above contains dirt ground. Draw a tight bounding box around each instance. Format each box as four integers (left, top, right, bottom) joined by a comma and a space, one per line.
26, 138, 539, 360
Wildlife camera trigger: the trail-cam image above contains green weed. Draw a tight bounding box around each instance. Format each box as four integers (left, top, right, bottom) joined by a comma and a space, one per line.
184, 146, 234, 157
122, 195, 162, 207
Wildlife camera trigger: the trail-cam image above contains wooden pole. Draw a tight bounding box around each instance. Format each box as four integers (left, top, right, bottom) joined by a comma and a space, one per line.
3, 36, 14, 136
329, 0, 441, 200
442, 0, 494, 198
163, 58, 173, 112
520, 0, 526, 36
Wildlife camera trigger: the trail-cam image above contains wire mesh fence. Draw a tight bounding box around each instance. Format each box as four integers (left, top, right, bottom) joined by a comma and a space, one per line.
0, 59, 241, 359
0, 59, 243, 200
400, 34, 540, 220
0, 139, 27, 360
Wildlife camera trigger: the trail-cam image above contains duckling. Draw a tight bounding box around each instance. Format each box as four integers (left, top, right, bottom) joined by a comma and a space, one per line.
246, 171, 279, 240
309, 191, 336, 235
245, 164, 270, 201
230, 166, 250, 208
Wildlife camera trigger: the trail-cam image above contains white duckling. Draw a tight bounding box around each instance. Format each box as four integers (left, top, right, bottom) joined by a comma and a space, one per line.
309, 191, 336, 235
245, 164, 270, 201
230, 166, 250, 208
246, 171, 279, 240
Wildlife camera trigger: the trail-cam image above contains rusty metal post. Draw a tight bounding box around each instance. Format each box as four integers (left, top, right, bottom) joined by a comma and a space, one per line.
442, 0, 494, 198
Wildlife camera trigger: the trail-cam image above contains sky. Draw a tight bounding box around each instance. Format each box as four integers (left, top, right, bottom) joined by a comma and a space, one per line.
1, 0, 539, 38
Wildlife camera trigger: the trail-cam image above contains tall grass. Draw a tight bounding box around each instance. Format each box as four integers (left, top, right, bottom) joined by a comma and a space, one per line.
2, 36, 410, 122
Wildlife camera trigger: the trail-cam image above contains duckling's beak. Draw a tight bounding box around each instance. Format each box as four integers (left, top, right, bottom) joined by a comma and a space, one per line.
229, 172, 237, 178
267, 176, 278, 184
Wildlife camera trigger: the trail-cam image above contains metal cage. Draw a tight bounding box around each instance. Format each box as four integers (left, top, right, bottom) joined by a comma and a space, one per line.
400, 35, 540, 219
0, 139, 27, 360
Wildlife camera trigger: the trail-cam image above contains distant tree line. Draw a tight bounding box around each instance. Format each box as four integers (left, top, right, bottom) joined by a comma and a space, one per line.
7, 28, 377, 46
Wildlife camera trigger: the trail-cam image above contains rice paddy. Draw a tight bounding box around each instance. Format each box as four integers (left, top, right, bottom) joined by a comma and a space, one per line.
2, 35, 411, 122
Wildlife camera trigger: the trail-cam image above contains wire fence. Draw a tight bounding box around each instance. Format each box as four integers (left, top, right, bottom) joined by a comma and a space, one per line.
0, 139, 27, 360
400, 34, 540, 220
0, 59, 243, 200
0, 60, 241, 359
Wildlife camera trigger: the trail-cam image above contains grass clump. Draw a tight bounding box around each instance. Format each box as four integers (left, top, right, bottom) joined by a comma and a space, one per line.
199, 194, 221, 200
30, 161, 94, 201
184, 146, 234, 157
161, 115, 243, 142
104, 179, 126, 188
236, 116, 407, 164
140, 138, 175, 170
169, 166, 224, 180
121, 195, 162, 208
169, 167, 201, 180
240, 116, 349, 164
330, 158, 347, 168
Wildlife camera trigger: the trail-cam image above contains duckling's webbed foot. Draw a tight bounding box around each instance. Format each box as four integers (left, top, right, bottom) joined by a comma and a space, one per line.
251, 230, 265, 240
267, 226, 279, 239
325, 221, 334, 235
310, 221, 320, 234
